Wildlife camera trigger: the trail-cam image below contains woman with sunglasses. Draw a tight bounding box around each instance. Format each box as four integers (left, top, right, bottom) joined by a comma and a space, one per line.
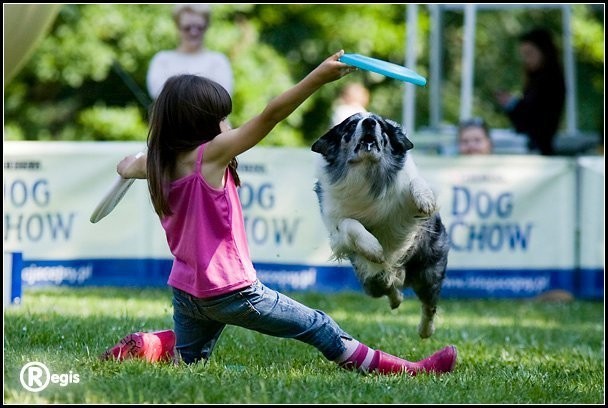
146, 4, 233, 100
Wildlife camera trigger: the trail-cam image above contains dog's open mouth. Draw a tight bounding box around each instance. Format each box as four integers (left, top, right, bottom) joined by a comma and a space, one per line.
355, 133, 380, 154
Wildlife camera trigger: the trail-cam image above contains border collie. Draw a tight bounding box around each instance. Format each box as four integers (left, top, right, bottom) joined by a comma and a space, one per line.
311, 112, 449, 338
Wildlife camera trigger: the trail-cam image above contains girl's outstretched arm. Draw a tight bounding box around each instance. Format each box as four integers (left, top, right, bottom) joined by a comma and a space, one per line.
206, 50, 355, 167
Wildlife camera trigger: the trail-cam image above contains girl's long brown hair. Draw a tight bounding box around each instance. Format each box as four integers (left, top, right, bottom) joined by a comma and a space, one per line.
146, 74, 236, 217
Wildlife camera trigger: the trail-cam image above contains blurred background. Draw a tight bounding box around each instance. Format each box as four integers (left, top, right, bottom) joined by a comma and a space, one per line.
4, 4, 604, 151
3, 4, 604, 302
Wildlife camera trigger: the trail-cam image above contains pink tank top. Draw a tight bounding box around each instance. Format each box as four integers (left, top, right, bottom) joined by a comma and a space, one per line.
162, 143, 256, 298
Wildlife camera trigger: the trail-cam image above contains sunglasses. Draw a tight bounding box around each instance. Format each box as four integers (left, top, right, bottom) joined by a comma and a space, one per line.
180, 24, 207, 33
459, 117, 486, 128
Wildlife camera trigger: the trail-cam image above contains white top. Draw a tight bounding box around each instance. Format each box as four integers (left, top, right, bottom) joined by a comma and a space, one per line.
331, 104, 368, 127
146, 50, 234, 99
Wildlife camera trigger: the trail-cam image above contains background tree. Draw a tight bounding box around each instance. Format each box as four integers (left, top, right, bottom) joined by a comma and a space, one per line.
4, 4, 604, 147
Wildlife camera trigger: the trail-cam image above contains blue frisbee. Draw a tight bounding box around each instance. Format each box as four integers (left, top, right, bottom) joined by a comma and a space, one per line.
339, 53, 427, 86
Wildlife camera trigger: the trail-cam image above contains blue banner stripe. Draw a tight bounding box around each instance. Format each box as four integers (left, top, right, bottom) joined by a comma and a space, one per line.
16, 258, 603, 299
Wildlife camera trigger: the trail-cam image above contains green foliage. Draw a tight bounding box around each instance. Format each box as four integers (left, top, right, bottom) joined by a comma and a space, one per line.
77, 104, 149, 141
3, 4, 604, 143
3, 287, 604, 404
439, 5, 604, 133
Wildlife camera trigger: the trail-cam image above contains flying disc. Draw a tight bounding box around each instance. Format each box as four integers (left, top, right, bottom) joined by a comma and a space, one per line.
89, 152, 144, 224
90, 176, 136, 223
339, 53, 427, 86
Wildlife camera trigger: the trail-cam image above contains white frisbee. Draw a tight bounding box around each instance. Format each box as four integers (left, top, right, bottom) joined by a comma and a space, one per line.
89, 152, 144, 224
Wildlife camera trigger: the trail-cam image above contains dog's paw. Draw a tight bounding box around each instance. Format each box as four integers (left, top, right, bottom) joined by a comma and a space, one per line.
388, 287, 403, 309
339, 219, 385, 263
354, 239, 385, 264
418, 319, 435, 338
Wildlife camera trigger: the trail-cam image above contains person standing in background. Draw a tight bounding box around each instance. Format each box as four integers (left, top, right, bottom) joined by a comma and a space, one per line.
331, 82, 370, 126
495, 27, 566, 156
146, 4, 234, 99
457, 117, 493, 155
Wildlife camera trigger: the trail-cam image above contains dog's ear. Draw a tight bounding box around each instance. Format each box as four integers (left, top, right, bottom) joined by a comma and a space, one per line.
311, 136, 328, 155
384, 118, 414, 152
312, 125, 341, 158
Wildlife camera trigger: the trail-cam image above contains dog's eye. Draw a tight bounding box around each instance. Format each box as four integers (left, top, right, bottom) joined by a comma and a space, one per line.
378, 120, 391, 134
341, 121, 358, 144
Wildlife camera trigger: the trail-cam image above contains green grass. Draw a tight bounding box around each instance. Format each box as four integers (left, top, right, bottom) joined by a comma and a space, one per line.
3, 287, 604, 404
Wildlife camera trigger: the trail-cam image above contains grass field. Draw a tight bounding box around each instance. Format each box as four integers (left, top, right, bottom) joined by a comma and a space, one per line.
3, 287, 605, 404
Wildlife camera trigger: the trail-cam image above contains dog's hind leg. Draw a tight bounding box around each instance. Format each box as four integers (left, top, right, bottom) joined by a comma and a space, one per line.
405, 215, 449, 338
409, 267, 444, 338
411, 282, 442, 338
417, 304, 437, 339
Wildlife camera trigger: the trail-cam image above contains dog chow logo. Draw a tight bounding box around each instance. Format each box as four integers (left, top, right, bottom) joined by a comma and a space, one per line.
20, 362, 80, 392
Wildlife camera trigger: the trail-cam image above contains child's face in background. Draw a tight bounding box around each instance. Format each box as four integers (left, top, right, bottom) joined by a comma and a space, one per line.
458, 126, 492, 155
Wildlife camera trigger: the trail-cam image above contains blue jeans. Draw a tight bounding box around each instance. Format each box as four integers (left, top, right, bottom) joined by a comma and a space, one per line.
171, 280, 352, 364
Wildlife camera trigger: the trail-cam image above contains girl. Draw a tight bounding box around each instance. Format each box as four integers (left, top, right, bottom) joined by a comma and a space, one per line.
102, 50, 457, 376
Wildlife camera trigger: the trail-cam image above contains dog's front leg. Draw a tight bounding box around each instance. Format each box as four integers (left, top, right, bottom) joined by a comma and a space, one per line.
403, 157, 437, 216
409, 177, 437, 217
387, 286, 404, 310
332, 218, 385, 264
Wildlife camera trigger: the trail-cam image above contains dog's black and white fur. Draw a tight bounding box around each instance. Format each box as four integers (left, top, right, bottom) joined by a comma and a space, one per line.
311, 112, 449, 338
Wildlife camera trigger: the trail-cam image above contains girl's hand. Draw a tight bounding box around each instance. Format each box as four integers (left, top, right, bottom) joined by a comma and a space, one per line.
117, 152, 147, 179
308, 50, 357, 86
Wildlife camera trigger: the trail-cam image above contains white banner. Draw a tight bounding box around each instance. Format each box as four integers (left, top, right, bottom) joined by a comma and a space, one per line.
4, 141, 167, 258
237, 147, 331, 265
421, 155, 577, 269
3, 141, 603, 298
238, 152, 579, 269
576, 156, 605, 298
577, 157, 605, 268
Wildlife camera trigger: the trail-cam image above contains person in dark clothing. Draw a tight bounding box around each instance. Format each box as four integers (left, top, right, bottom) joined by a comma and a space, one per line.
495, 28, 566, 156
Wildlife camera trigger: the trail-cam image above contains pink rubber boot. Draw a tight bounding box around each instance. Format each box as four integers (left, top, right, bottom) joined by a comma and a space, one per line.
141, 330, 176, 362
101, 329, 176, 363
375, 345, 457, 376
154, 329, 177, 359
